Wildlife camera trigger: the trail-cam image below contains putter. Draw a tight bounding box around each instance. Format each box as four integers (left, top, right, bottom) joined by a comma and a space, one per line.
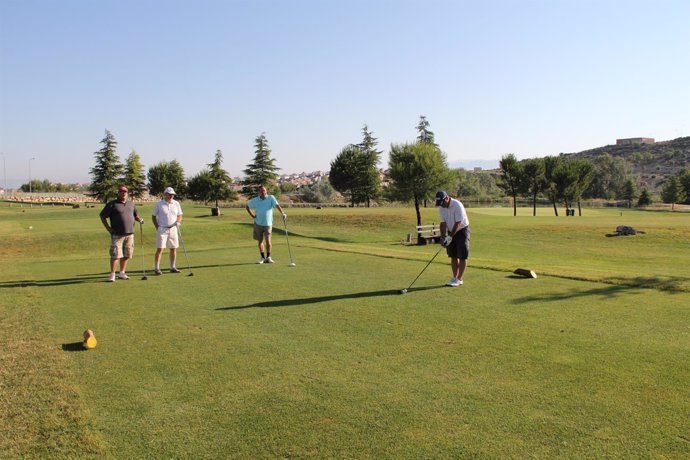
282, 218, 296, 267
399, 245, 444, 294
139, 221, 147, 280
175, 223, 194, 276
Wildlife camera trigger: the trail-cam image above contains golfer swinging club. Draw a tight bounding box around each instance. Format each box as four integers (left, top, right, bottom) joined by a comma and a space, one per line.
436, 191, 470, 287
246, 185, 286, 264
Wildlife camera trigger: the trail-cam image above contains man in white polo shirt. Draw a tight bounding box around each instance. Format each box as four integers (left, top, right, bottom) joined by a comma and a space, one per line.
152, 187, 183, 275
436, 191, 470, 287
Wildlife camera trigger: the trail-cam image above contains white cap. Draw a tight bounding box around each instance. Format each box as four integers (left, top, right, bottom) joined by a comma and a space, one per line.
163, 187, 176, 195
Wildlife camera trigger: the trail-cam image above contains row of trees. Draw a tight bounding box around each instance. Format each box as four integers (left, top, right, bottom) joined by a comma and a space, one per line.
498, 153, 690, 215
88, 130, 280, 205
85, 120, 689, 217
19, 180, 82, 193
498, 154, 596, 216
328, 116, 453, 225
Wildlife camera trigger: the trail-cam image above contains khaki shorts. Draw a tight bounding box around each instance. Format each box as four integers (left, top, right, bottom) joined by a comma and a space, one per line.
110, 234, 134, 260
253, 224, 272, 241
157, 226, 179, 249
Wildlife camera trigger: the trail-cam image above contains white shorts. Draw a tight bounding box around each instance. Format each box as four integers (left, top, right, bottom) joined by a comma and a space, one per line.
157, 226, 179, 249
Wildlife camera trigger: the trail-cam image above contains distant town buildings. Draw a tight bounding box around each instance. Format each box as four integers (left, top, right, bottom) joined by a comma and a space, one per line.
616, 137, 654, 146
277, 171, 327, 187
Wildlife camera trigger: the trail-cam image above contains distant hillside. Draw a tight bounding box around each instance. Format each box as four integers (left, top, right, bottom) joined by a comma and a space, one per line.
563, 136, 690, 193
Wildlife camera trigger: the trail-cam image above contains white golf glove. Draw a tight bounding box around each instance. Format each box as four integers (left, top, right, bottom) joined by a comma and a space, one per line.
442, 235, 453, 247
282, 213, 287, 221
138, 218, 145, 225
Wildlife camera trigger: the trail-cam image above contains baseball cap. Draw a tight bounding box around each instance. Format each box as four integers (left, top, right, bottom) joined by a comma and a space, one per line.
163, 187, 176, 195
118, 185, 128, 193
435, 191, 448, 206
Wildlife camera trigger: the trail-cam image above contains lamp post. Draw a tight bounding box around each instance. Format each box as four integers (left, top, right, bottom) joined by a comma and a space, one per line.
29, 157, 36, 194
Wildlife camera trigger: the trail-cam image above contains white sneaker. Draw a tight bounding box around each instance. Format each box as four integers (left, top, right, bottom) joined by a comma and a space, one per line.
264, 256, 274, 264
447, 278, 462, 287
257, 258, 265, 264
118, 272, 129, 280
107, 273, 116, 282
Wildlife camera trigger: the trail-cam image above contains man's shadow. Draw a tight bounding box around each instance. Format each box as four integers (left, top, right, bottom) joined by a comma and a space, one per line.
216, 286, 441, 311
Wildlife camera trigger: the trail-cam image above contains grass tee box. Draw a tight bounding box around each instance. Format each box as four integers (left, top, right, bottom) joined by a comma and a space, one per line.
0, 204, 689, 458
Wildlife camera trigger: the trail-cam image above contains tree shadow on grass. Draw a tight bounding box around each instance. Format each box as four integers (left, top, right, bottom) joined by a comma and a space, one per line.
216, 286, 441, 310
511, 275, 688, 305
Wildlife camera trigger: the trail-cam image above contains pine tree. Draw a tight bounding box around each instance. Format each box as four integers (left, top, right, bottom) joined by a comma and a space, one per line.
358, 124, 382, 207
329, 144, 365, 207
637, 189, 652, 207
88, 130, 124, 203
242, 133, 280, 196
207, 150, 238, 208
661, 176, 682, 211
416, 115, 437, 146
122, 149, 147, 200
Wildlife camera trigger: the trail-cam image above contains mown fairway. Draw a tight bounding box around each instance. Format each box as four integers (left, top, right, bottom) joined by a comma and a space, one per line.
1, 203, 688, 458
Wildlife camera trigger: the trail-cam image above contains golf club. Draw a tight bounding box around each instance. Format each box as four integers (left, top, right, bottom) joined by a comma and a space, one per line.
282, 217, 296, 267
175, 223, 194, 276
399, 245, 444, 294
139, 220, 147, 280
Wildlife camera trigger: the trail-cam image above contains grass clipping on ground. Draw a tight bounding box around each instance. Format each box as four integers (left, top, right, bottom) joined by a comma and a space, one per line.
0, 293, 104, 458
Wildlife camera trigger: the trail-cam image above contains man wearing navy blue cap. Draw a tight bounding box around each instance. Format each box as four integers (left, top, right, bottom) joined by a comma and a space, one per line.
435, 191, 470, 287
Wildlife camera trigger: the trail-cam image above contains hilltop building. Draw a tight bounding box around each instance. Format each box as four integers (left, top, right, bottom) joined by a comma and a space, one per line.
616, 137, 654, 146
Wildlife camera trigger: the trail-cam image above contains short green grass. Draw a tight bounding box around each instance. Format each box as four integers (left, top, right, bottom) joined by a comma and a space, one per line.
1, 203, 688, 458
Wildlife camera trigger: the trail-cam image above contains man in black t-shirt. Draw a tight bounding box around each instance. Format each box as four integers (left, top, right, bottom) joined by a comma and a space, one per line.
99, 185, 144, 282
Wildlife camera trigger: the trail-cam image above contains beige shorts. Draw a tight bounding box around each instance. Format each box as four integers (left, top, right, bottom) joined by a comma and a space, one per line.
109, 234, 134, 260
157, 226, 179, 249
253, 224, 272, 241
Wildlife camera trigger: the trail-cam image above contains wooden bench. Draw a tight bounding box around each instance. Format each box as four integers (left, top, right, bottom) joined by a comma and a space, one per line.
416, 224, 442, 245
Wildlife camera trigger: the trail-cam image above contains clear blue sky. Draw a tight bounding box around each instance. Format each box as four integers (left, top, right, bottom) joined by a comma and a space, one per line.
1, 0, 689, 188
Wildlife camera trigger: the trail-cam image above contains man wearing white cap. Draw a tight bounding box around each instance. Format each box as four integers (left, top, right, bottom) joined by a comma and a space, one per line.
152, 187, 184, 275
435, 191, 470, 287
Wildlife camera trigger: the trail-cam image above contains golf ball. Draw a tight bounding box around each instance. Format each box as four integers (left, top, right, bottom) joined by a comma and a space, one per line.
28, 226, 33, 230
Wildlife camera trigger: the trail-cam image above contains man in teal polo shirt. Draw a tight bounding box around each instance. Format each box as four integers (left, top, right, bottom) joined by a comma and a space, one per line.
245, 185, 286, 264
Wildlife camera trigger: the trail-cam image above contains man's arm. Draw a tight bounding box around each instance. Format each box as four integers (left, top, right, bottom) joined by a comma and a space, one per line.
100, 217, 112, 233
449, 222, 462, 237
245, 205, 255, 219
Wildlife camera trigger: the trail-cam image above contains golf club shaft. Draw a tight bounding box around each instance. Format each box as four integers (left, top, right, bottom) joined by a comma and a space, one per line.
176, 224, 193, 274
406, 245, 444, 290
140, 222, 146, 278
283, 220, 294, 264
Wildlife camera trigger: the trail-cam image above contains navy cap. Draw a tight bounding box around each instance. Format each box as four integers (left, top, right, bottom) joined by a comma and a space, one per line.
435, 191, 448, 206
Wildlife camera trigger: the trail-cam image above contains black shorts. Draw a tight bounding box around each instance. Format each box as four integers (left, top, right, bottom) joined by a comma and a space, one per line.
446, 226, 470, 260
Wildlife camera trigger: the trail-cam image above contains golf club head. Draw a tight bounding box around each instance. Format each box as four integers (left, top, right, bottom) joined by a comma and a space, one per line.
399, 289, 407, 295
188, 272, 194, 277
289, 262, 296, 267
141, 276, 148, 280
